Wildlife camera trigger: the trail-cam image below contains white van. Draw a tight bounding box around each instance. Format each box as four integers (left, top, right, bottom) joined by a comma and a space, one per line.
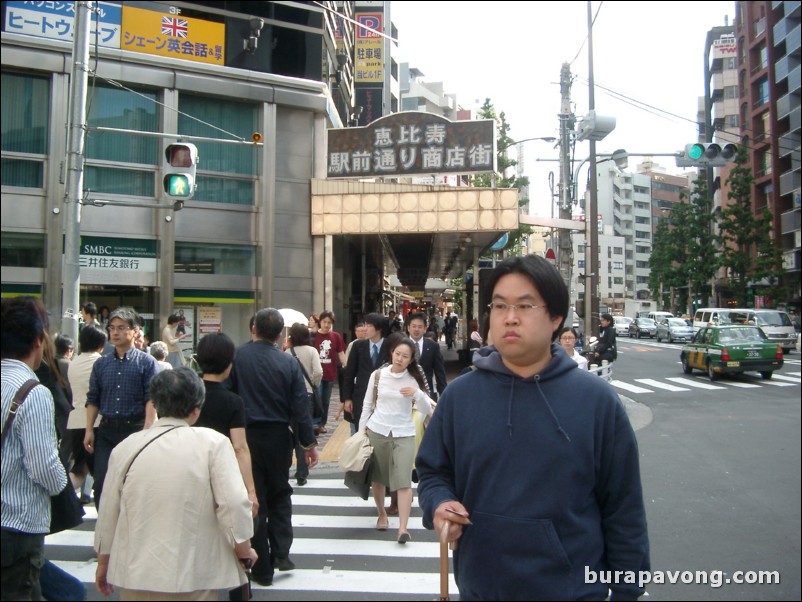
647, 311, 674, 323
728, 309, 796, 353
692, 308, 733, 333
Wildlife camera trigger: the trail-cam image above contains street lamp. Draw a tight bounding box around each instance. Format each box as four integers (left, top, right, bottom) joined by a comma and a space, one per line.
498, 136, 557, 152
493, 136, 557, 193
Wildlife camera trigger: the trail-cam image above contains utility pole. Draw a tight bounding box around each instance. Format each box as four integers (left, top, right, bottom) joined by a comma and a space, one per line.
584, 0, 600, 341
60, 1, 93, 342
557, 62, 574, 293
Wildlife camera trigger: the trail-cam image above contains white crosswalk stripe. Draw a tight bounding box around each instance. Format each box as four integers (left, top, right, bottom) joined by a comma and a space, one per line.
717, 380, 762, 388
610, 380, 654, 393
759, 380, 797, 387
44, 475, 455, 600
609, 371, 801, 395
634, 379, 690, 392
664, 377, 726, 389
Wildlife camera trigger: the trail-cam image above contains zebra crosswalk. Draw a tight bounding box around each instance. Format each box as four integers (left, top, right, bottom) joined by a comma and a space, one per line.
610, 371, 801, 394
45, 474, 455, 600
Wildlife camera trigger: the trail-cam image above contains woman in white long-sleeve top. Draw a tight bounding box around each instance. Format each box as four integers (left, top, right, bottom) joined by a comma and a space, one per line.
358, 336, 433, 544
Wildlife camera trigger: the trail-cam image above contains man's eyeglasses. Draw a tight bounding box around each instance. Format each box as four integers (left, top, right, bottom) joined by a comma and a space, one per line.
487, 302, 547, 315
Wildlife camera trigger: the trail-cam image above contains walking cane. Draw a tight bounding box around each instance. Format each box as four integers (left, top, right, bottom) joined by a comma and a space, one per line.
438, 520, 451, 601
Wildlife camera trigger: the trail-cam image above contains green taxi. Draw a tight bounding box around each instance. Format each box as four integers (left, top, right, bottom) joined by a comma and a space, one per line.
680, 325, 784, 381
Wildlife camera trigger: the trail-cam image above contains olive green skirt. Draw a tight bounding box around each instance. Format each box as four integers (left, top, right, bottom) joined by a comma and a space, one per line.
366, 429, 415, 491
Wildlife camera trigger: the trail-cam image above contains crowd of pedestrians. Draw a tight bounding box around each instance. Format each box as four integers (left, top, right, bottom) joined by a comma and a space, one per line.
2, 265, 648, 600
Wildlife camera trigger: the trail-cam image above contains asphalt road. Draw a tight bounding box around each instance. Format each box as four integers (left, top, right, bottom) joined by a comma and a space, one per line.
614, 337, 801, 601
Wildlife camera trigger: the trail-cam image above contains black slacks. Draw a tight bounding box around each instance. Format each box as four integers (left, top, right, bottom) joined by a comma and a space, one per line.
246, 423, 294, 581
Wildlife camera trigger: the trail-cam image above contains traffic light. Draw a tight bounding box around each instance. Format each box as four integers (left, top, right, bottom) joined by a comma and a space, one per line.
163, 142, 198, 199
675, 143, 737, 167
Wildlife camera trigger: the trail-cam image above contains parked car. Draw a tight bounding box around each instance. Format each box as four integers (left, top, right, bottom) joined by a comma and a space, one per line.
614, 316, 633, 336
628, 317, 657, 338
656, 318, 694, 343
680, 325, 784, 381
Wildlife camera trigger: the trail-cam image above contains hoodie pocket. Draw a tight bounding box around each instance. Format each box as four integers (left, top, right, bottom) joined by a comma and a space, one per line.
456, 511, 573, 601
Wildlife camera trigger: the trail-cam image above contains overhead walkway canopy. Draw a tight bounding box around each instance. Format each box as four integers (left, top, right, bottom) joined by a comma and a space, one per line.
310, 179, 519, 288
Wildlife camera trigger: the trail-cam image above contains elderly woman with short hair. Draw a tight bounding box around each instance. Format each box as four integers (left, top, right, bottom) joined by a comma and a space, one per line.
94, 367, 256, 601
149, 340, 173, 372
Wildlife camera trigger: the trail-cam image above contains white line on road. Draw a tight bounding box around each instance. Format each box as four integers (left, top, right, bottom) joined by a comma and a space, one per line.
47, 531, 442, 558
610, 380, 654, 393
772, 373, 801, 382
49, 561, 457, 595
664, 377, 727, 390
759, 380, 796, 387
718, 380, 762, 388
634, 379, 689, 392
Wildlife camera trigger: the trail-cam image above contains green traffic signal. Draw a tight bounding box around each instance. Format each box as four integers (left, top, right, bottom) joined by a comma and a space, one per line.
164, 174, 194, 198
688, 144, 705, 160
676, 142, 738, 167
163, 142, 198, 199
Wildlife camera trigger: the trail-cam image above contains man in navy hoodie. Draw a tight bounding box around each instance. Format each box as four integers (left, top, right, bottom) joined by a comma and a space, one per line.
416, 255, 649, 601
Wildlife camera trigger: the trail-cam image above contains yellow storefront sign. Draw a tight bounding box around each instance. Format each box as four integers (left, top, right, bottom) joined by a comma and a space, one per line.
121, 5, 224, 65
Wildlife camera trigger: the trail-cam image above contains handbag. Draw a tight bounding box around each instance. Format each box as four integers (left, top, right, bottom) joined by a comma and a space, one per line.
343, 457, 373, 501
339, 369, 381, 473
50, 476, 85, 534
290, 348, 324, 420
1, 379, 85, 535
339, 429, 373, 472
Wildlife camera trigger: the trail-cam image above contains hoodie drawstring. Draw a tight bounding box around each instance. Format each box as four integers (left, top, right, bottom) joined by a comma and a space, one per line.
506, 377, 515, 438
534, 375, 571, 442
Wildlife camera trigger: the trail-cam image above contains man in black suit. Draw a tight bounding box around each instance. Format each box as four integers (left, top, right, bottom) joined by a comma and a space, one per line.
341, 313, 389, 435
405, 312, 447, 400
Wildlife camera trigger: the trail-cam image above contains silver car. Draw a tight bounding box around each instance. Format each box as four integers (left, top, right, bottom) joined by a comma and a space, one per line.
656, 318, 694, 343
614, 316, 633, 337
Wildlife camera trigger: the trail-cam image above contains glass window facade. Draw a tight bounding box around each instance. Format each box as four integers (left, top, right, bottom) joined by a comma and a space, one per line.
175, 242, 255, 276
1, 72, 49, 187
85, 166, 155, 197
178, 95, 258, 205
1, 232, 45, 267
86, 83, 159, 164
82, 83, 159, 195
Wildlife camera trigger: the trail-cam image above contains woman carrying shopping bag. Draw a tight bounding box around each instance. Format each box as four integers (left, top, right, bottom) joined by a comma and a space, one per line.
358, 336, 433, 544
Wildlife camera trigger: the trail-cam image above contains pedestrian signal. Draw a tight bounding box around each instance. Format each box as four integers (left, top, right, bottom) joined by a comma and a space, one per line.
164, 143, 198, 199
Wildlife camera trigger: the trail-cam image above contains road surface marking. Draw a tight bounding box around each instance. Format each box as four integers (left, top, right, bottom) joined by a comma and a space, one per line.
610, 380, 653, 393
665, 377, 726, 390
634, 379, 689, 392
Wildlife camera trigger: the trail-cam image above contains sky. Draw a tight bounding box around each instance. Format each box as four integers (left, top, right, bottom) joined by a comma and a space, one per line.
389, 0, 736, 217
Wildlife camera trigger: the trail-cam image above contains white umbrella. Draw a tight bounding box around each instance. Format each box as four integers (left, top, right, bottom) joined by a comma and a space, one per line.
278, 308, 308, 327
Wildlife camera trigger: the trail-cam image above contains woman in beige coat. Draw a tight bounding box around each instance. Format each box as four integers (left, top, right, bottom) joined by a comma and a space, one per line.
94, 367, 257, 601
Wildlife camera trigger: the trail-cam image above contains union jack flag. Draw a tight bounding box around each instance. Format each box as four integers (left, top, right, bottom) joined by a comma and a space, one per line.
162, 16, 189, 38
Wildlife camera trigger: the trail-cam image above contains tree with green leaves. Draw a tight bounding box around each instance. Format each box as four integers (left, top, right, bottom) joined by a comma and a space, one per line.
650, 176, 718, 315
471, 98, 532, 253
718, 147, 785, 307
649, 218, 683, 310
